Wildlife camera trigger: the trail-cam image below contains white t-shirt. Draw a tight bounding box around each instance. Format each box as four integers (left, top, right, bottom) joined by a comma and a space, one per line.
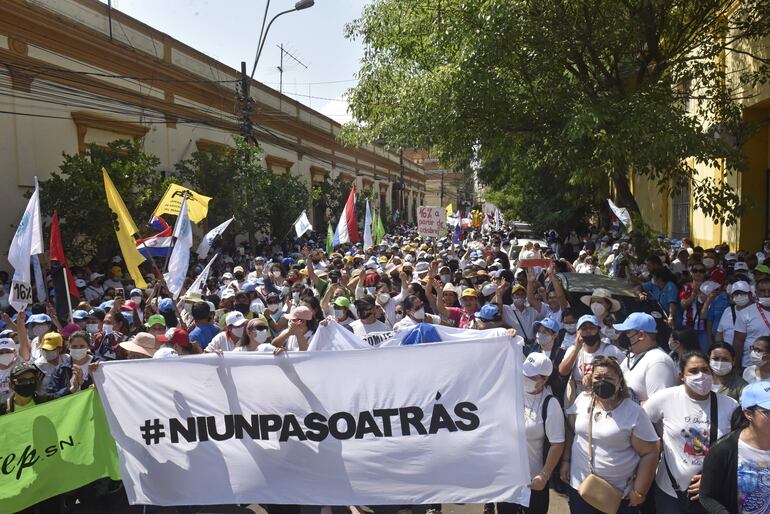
563, 342, 626, 395
501, 304, 541, 342
393, 314, 440, 333
349, 319, 393, 347
734, 304, 770, 367
738, 439, 770, 513
524, 388, 565, 480
285, 330, 314, 352
717, 305, 739, 345
566, 393, 659, 493
643, 385, 737, 497
742, 366, 770, 384
0, 356, 23, 403
620, 347, 677, 404
204, 331, 238, 353
103, 278, 124, 291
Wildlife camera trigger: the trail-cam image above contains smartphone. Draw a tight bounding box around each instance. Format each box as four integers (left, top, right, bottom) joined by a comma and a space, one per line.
115, 288, 124, 298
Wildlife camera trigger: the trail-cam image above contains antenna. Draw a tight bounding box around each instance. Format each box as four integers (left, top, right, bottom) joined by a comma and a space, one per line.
276, 44, 308, 94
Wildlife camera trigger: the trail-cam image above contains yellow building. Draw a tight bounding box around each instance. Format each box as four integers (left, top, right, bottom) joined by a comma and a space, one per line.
632, 35, 769, 252
0, 0, 426, 268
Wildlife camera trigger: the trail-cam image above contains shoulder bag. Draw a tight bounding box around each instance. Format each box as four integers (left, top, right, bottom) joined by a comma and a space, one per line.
577, 398, 624, 514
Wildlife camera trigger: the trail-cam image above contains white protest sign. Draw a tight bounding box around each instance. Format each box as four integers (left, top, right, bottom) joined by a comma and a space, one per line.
9, 281, 33, 308
95, 335, 530, 507
417, 206, 445, 238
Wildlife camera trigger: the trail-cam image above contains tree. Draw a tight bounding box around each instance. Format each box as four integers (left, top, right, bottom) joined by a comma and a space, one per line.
176, 136, 310, 248
311, 176, 350, 223
38, 140, 169, 263
342, 0, 770, 228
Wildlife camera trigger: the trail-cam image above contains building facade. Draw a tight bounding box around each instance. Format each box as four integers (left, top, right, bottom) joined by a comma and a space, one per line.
0, 0, 426, 267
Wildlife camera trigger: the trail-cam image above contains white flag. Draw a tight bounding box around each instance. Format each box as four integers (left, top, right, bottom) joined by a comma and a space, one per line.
9, 179, 44, 311
186, 253, 218, 297
196, 217, 233, 259
164, 197, 193, 300
294, 210, 312, 238
608, 199, 633, 232
363, 200, 373, 250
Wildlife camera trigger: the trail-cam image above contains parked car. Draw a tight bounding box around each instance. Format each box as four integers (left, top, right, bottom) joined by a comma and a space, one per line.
554, 272, 672, 349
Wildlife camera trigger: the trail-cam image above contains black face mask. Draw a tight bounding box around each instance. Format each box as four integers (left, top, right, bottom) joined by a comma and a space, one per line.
617, 333, 631, 350
14, 382, 37, 397
592, 380, 617, 400
233, 304, 249, 314
583, 334, 601, 346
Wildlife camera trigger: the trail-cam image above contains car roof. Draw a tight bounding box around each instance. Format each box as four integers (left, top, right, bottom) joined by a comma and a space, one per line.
512, 238, 548, 246
555, 272, 639, 298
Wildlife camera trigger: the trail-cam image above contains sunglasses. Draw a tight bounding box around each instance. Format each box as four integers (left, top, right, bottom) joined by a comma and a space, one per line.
249, 326, 268, 332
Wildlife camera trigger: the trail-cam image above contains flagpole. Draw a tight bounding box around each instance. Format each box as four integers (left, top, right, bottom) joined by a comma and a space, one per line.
62, 266, 74, 324
162, 193, 188, 274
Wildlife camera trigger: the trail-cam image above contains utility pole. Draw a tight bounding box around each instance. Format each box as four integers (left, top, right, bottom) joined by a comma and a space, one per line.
239, 61, 255, 143
440, 168, 445, 206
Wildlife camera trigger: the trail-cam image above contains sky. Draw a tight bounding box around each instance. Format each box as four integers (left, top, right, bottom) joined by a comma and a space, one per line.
100, 0, 369, 123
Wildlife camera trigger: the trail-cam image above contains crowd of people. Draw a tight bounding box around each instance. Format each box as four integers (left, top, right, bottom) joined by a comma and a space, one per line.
3, 223, 770, 514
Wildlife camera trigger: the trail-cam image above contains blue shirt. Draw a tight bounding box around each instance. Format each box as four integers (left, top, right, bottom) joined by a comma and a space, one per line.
643, 280, 679, 308
706, 292, 730, 336
189, 323, 220, 350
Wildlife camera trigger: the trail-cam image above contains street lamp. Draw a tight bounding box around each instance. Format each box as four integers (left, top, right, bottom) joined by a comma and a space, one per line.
250, 0, 315, 78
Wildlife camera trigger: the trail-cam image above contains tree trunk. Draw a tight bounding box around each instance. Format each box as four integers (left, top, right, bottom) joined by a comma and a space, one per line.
611, 170, 641, 215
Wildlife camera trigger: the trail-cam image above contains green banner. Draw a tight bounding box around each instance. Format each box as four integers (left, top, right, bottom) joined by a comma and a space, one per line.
0, 388, 121, 512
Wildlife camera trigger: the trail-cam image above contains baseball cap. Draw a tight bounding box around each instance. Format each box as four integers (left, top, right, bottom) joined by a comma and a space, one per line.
234, 266, 245, 274
477, 304, 499, 321
158, 298, 174, 313
75, 279, 87, 288
731, 281, 752, 294
286, 306, 313, 321
577, 314, 600, 329
221, 289, 236, 300
153, 347, 179, 359
26, 313, 51, 325
89, 272, 104, 282
225, 311, 247, 327
241, 282, 257, 293
510, 284, 525, 295
157, 327, 190, 347
734, 262, 749, 272
110, 265, 122, 276
0, 338, 15, 351
613, 312, 658, 333
130, 287, 143, 297
461, 288, 479, 299
755, 264, 770, 275
741, 381, 770, 409
41, 332, 63, 350
10, 362, 41, 379
333, 297, 351, 308
145, 314, 167, 328
72, 310, 89, 321
481, 282, 497, 297
60, 323, 81, 339
534, 317, 561, 334
523, 352, 553, 378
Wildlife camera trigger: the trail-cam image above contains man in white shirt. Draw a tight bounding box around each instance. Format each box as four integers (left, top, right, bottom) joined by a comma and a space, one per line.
205, 311, 246, 353
733, 278, 770, 368
102, 266, 124, 293
614, 312, 677, 404
349, 297, 392, 347
716, 281, 753, 346
499, 284, 541, 344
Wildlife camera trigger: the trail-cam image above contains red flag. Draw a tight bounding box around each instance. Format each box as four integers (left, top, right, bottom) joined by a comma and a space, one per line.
49, 210, 80, 300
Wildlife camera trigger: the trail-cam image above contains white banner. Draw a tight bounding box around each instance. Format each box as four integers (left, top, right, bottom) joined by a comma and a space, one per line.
95, 335, 529, 507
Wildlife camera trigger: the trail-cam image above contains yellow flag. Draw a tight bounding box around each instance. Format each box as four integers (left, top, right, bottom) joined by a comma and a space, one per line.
445, 203, 454, 217
102, 169, 147, 289
152, 183, 211, 223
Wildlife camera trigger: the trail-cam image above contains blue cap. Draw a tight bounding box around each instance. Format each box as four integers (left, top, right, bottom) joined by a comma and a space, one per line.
254, 278, 265, 286
26, 313, 52, 325
241, 282, 257, 293
122, 312, 134, 325
99, 300, 114, 311
158, 298, 174, 313
477, 304, 499, 321
613, 312, 657, 334
577, 314, 600, 329
401, 323, 442, 345
72, 310, 89, 321
281, 257, 296, 267
534, 317, 561, 333
742, 382, 770, 409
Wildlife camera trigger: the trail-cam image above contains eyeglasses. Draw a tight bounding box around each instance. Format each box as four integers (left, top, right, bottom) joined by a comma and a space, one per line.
249, 326, 267, 332
14, 379, 35, 386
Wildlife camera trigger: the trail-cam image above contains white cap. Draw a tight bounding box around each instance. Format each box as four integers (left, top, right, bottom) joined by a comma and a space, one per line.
225, 311, 247, 327
523, 352, 553, 378
731, 281, 751, 294
75, 279, 87, 288
699, 280, 720, 296
153, 347, 179, 359
481, 282, 497, 297
0, 338, 15, 351
250, 299, 265, 314
734, 262, 749, 271
221, 289, 235, 300
89, 272, 104, 282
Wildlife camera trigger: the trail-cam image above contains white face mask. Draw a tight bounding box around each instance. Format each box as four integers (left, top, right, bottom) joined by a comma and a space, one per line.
590, 302, 606, 316
43, 349, 59, 362
412, 308, 425, 321
733, 294, 750, 307
102, 324, 113, 335
272, 271, 282, 279
750, 350, 766, 365
231, 326, 245, 338
604, 328, 617, 340
378, 293, 390, 304
86, 324, 100, 334
710, 360, 732, 376
563, 323, 577, 334
367, 287, 377, 295
334, 309, 345, 320
130, 295, 142, 304
292, 292, 300, 302
268, 302, 281, 312
0, 353, 15, 366
535, 332, 553, 347
522, 375, 540, 394
440, 274, 451, 283
70, 348, 88, 360
31, 325, 49, 338
759, 297, 770, 308
703, 258, 715, 269
684, 372, 713, 396
513, 297, 526, 308
254, 330, 268, 344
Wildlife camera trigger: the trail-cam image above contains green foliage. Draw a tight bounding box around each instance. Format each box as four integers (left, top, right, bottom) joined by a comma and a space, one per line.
311, 176, 350, 222
37, 140, 169, 264
175, 136, 310, 246
342, 0, 770, 228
